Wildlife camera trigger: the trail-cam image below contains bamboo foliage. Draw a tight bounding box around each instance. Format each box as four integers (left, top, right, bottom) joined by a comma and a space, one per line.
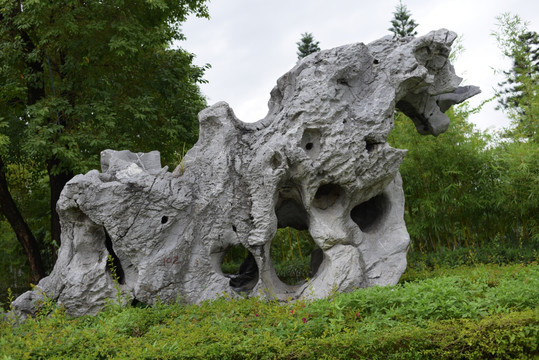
389, 104, 538, 252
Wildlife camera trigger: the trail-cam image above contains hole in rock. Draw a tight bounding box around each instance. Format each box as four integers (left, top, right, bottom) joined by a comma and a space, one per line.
270, 227, 321, 286
104, 228, 125, 284
312, 184, 342, 210
131, 298, 149, 308
161, 216, 168, 224
270, 152, 282, 170
221, 244, 258, 292
275, 198, 309, 230
337, 78, 350, 86
350, 193, 390, 233
365, 137, 382, 153
291, 111, 303, 121
299, 128, 321, 158
366, 141, 377, 153
373, 59, 380, 65
273, 196, 322, 285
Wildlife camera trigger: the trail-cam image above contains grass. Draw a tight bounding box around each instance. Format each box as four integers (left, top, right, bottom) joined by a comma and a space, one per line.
1, 262, 538, 359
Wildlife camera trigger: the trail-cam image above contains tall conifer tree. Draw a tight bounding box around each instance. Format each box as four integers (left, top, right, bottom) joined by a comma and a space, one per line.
494, 13, 539, 141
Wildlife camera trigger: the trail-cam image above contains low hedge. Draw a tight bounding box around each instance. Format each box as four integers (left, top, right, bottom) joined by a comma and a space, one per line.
1, 263, 537, 359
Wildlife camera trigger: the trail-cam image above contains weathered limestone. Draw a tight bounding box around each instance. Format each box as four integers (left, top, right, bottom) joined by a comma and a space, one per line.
13, 29, 479, 317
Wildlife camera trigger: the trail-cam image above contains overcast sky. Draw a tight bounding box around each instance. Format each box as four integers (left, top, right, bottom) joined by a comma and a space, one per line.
179, 0, 539, 132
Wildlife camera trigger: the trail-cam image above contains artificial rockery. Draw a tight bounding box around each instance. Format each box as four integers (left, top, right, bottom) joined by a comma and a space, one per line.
13, 29, 479, 317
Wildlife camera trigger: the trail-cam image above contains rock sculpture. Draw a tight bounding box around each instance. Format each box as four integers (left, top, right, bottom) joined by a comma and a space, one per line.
13, 29, 480, 317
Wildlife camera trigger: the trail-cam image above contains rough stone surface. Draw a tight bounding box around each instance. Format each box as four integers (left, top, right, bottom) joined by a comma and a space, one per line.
13, 29, 479, 317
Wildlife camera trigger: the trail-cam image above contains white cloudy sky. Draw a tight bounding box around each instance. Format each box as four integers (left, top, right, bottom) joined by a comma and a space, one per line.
179, 0, 539, 132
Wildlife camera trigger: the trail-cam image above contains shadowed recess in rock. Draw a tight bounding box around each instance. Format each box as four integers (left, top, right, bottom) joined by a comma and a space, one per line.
221, 245, 259, 292
350, 193, 390, 233
104, 228, 125, 285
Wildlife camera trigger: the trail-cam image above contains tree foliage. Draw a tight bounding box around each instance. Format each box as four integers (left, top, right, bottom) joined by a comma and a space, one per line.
389, 103, 538, 252
385, 12, 538, 254
493, 13, 539, 142
388, 0, 418, 38
0, 0, 209, 283
389, 106, 495, 250
296, 32, 321, 60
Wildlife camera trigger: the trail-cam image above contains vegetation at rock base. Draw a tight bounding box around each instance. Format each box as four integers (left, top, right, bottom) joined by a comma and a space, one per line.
1, 262, 538, 359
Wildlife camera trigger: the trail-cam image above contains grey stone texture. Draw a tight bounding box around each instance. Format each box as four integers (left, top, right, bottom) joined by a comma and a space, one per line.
13, 29, 479, 317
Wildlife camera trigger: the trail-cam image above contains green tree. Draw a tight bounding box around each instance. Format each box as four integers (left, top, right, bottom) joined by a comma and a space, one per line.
493, 13, 539, 142
389, 105, 499, 251
388, 0, 418, 38
0, 0, 209, 283
493, 140, 539, 243
296, 32, 320, 60
490, 13, 539, 247
390, 102, 538, 253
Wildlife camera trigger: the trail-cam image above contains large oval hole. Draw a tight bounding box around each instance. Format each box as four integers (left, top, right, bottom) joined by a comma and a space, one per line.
273, 185, 323, 286
221, 244, 258, 292
270, 227, 321, 286
350, 193, 390, 233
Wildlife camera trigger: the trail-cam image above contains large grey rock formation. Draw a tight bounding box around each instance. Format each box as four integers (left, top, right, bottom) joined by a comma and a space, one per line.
13, 29, 479, 317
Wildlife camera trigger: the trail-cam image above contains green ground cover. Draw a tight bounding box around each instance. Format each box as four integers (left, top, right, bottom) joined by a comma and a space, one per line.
1, 262, 537, 359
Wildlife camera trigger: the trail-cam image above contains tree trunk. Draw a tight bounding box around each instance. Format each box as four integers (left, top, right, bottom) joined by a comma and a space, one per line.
47, 158, 73, 252
0, 157, 46, 283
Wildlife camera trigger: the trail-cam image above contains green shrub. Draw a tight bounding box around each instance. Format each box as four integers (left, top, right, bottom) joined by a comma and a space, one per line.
1, 263, 537, 359
273, 256, 311, 285
406, 239, 539, 271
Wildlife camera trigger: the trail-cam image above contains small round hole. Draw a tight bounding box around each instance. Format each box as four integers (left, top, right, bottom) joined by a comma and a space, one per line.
161, 216, 168, 224
305, 142, 314, 150
373, 59, 380, 65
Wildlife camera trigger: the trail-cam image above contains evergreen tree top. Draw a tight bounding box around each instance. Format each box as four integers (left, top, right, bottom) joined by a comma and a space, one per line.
296, 32, 321, 60
388, 0, 418, 38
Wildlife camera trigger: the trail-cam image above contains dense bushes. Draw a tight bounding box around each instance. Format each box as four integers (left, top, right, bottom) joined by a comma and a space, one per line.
388, 106, 538, 253
2, 263, 537, 359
